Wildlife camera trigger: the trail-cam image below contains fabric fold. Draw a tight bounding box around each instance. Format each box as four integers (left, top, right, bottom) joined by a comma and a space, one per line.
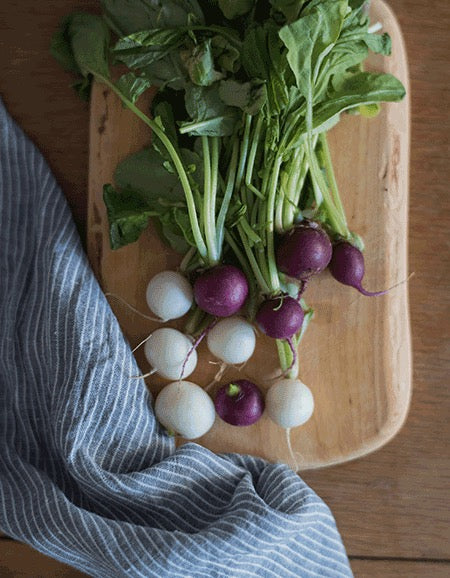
0, 99, 352, 577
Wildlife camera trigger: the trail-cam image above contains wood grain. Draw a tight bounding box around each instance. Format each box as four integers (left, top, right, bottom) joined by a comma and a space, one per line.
0, 541, 87, 577
350, 559, 450, 577
0, 0, 449, 570
87, 0, 411, 471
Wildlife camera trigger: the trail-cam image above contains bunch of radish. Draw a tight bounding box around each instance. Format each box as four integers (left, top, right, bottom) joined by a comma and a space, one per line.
140, 220, 385, 442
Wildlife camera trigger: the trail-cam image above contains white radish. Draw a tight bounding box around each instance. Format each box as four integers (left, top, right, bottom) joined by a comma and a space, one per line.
265, 379, 314, 428
144, 328, 197, 380
146, 271, 193, 321
206, 317, 256, 365
155, 381, 216, 439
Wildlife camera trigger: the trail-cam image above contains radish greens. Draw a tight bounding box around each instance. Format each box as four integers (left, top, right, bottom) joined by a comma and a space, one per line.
52, 0, 406, 384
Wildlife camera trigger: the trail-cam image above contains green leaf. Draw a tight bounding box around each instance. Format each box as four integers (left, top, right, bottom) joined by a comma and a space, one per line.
103, 184, 158, 250
71, 77, 91, 101
242, 26, 270, 81
151, 101, 181, 163
182, 84, 238, 136
101, 0, 204, 36
364, 32, 392, 56
269, 0, 308, 22
66, 13, 111, 79
312, 72, 406, 133
112, 28, 188, 90
219, 79, 267, 115
173, 208, 196, 246
211, 35, 241, 74
113, 29, 186, 69
156, 209, 193, 253
279, 0, 348, 97
181, 39, 224, 86
218, 0, 255, 20
114, 148, 185, 205
50, 12, 110, 100
142, 57, 187, 90
285, 72, 405, 150
50, 17, 79, 73
116, 72, 151, 103
242, 23, 291, 114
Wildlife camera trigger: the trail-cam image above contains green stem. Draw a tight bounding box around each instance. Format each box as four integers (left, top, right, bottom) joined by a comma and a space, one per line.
184, 304, 206, 336
276, 340, 289, 373
236, 115, 252, 192
224, 229, 258, 320
275, 169, 289, 233
306, 143, 347, 236
266, 156, 283, 293
245, 113, 264, 188
227, 383, 241, 397
210, 137, 220, 245
101, 76, 208, 259
239, 216, 262, 246
282, 147, 305, 230
237, 224, 271, 295
255, 166, 271, 286
202, 136, 220, 264
202, 136, 214, 261
318, 133, 348, 232
216, 138, 239, 251
179, 246, 196, 272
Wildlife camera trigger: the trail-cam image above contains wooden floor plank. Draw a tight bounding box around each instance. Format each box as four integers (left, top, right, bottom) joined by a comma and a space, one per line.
0, 542, 87, 577
351, 559, 450, 577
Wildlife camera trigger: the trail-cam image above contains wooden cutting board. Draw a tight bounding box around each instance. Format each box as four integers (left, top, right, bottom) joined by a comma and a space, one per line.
87, 0, 411, 471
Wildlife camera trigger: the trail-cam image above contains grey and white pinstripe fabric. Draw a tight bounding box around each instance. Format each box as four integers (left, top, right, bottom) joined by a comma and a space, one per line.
0, 99, 352, 577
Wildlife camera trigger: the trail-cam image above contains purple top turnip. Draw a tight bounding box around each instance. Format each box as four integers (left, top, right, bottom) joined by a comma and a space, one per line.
329, 241, 388, 296
193, 264, 249, 317
214, 380, 264, 426
276, 223, 332, 280
255, 295, 304, 339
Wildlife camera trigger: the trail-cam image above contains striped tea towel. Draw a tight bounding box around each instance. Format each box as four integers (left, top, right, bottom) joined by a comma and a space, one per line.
0, 98, 352, 577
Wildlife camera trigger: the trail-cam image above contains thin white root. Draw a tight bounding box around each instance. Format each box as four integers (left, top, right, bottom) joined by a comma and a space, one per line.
105, 292, 163, 322
237, 360, 249, 372
129, 368, 157, 380
285, 428, 301, 472
204, 362, 227, 391
132, 333, 153, 354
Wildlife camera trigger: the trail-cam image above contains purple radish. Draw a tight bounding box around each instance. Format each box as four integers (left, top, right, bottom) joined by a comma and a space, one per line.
214, 380, 264, 426
276, 223, 332, 280
329, 242, 388, 297
194, 264, 249, 317
255, 296, 304, 339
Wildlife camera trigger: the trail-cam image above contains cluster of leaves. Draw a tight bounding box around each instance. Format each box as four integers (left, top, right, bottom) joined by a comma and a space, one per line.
51, 0, 405, 268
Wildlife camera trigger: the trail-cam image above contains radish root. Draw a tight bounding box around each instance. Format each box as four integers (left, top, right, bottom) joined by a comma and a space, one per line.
285, 428, 300, 472
105, 292, 163, 322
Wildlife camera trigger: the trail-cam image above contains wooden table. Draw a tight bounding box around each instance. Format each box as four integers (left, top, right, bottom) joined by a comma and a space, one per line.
1, 1, 449, 576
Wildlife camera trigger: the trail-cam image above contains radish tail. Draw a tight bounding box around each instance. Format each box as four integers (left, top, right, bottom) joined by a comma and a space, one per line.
356, 285, 389, 297
105, 292, 163, 322
129, 368, 157, 380
356, 272, 414, 297
204, 361, 227, 391
132, 333, 153, 354
285, 428, 300, 472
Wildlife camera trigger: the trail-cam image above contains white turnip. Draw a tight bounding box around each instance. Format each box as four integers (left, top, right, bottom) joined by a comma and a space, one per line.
146, 270, 193, 321
155, 381, 216, 439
